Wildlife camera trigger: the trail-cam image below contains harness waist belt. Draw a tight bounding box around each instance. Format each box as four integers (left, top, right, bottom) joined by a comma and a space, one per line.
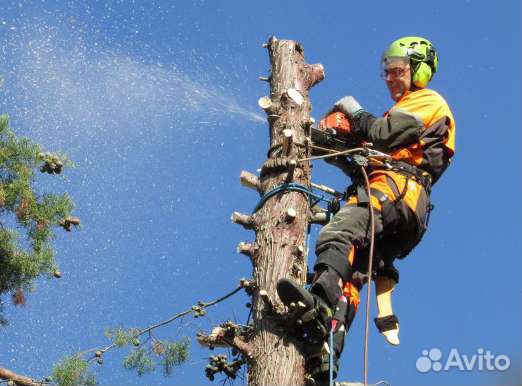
378, 161, 432, 192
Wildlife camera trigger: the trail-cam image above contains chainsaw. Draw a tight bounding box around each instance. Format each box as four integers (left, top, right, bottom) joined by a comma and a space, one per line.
310, 111, 392, 176
311, 111, 360, 155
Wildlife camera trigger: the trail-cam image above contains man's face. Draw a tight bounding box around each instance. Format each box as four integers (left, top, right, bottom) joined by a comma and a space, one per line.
383, 58, 411, 101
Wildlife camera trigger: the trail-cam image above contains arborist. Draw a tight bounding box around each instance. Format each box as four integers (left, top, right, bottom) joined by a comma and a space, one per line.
277, 36, 456, 383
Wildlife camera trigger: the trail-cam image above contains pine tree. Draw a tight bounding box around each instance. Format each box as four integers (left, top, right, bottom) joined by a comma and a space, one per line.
0, 113, 76, 324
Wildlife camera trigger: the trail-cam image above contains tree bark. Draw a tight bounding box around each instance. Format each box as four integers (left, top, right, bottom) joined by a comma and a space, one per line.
0, 366, 43, 386
247, 37, 324, 386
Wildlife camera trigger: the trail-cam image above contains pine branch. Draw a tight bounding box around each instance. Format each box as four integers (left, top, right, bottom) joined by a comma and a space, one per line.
0, 281, 248, 386
89, 282, 244, 358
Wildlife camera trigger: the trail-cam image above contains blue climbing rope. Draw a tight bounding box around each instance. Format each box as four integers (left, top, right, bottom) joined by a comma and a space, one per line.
253, 182, 329, 213
329, 326, 334, 386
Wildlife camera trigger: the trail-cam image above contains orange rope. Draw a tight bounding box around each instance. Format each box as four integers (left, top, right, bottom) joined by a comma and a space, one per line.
361, 167, 375, 386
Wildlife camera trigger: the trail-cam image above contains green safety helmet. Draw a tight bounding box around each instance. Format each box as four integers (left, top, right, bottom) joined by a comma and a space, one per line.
382, 36, 438, 88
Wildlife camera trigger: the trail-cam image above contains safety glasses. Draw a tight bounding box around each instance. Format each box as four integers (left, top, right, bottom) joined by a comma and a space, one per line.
380, 57, 410, 80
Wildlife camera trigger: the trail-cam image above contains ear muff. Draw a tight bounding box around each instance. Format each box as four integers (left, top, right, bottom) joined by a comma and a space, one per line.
412, 61, 433, 88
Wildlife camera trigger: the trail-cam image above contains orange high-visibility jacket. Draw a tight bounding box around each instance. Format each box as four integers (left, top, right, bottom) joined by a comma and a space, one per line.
386, 88, 455, 176
349, 88, 456, 213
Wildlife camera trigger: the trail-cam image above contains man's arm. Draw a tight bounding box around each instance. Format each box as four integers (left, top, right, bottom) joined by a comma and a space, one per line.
354, 111, 453, 183
351, 109, 424, 153
333, 96, 424, 153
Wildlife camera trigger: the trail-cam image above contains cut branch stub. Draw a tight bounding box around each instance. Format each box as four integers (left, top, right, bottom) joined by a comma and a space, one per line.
310, 212, 329, 225
304, 117, 315, 137
267, 114, 280, 123
311, 182, 341, 196
261, 157, 297, 179
282, 129, 294, 155
295, 63, 324, 92
258, 289, 276, 314
296, 63, 325, 92
258, 96, 273, 111
286, 88, 304, 106
285, 208, 297, 223
309, 63, 325, 87
286, 159, 297, 182
239, 278, 255, 295
197, 327, 254, 359
240, 171, 261, 192
237, 242, 257, 258
292, 244, 305, 258
231, 211, 255, 230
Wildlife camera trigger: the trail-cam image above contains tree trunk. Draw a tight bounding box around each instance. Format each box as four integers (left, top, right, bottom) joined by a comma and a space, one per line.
247, 37, 324, 386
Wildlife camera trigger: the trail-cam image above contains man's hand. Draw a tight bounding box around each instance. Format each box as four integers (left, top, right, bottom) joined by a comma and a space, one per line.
333, 96, 365, 118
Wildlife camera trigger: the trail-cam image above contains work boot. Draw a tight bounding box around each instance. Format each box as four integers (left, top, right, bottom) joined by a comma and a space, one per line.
277, 267, 344, 340
276, 278, 333, 342
278, 276, 351, 384
306, 325, 345, 385
307, 297, 349, 384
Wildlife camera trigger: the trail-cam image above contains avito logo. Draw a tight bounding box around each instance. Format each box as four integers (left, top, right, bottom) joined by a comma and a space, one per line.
416, 348, 510, 372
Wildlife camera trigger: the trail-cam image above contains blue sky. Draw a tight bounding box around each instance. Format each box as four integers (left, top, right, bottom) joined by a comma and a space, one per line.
0, 1, 520, 385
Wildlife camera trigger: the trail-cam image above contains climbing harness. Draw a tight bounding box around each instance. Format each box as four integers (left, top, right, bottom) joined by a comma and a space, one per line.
298, 147, 390, 386
298, 149, 377, 386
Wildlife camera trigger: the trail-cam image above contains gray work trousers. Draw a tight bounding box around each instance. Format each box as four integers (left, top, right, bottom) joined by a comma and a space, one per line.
314, 196, 424, 286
